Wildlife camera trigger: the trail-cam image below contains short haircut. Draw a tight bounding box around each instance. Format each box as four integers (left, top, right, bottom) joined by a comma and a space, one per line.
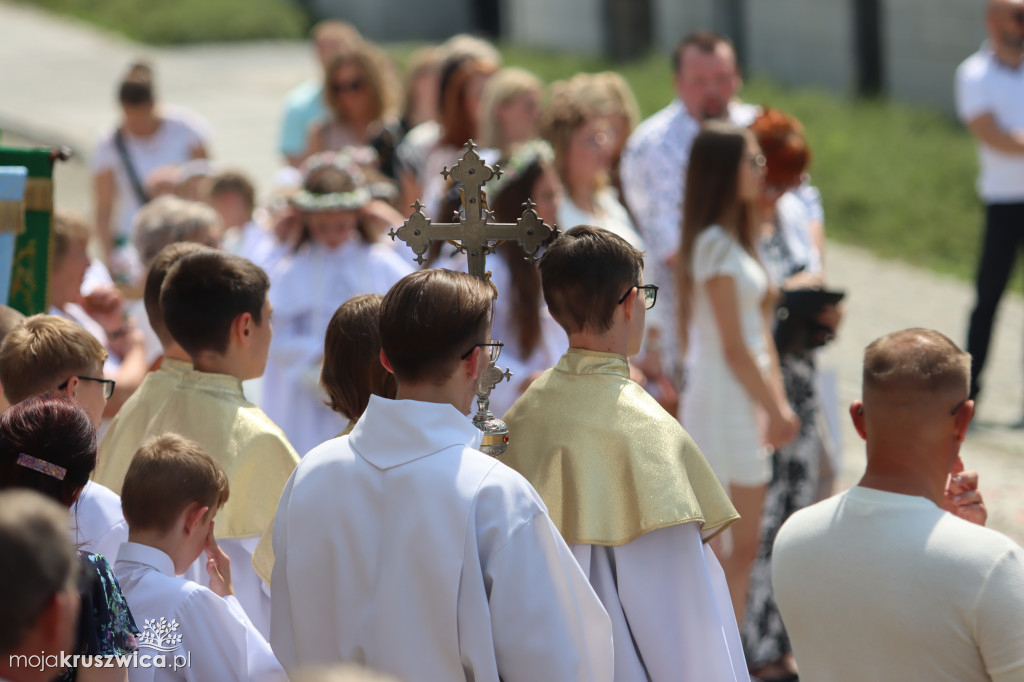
0, 315, 107, 405
539, 225, 644, 334
0, 394, 97, 508
863, 328, 971, 398
321, 294, 396, 420
0, 306, 25, 344
132, 195, 222, 268
52, 211, 92, 262
144, 242, 214, 347
673, 30, 734, 74
121, 433, 229, 534
161, 250, 269, 357
210, 171, 257, 212
750, 108, 811, 189
0, 489, 77, 654
380, 269, 494, 385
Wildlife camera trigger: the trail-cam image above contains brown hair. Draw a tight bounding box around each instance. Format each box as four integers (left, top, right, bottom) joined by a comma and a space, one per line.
0, 315, 107, 405
0, 394, 97, 508
673, 30, 734, 74
863, 329, 971, 398
52, 211, 91, 262
380, 269, 494, 385
320, 295, 396, 420
160, 250, 269, 357
296, 164, 375, 247
0, 489, 77, 654
540, 225, 644, 334
749, 108, 811, 189
144, 242, 214, 347
323, 43, 401, 126
118, 62, 154, 106
210, 170, 257, 213
439, 56, 497, 148
121, 433, 229, 533
540, 79, 592, 183
676, 122, 759, 348
479, 67, 543, 151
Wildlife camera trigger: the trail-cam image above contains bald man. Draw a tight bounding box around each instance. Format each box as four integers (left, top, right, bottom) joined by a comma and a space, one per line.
772, 329, 1024, 681
958, 0, 1024, 404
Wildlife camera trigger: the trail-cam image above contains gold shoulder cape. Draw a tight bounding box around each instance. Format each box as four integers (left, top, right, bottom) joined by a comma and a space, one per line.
502, 349, 738, 545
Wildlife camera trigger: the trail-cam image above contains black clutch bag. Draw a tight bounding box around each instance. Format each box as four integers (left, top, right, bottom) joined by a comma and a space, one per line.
774, 288, 845, 354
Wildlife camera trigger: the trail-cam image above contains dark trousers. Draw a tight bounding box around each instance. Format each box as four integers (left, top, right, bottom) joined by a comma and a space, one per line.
966, 202, 1024, 398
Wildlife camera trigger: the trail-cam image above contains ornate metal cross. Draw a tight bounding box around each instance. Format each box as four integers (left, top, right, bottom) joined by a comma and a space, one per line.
389, 140, 556, 456
388, 140, 553, 283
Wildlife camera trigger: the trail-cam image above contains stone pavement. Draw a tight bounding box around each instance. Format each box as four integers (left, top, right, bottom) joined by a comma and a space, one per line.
2, 1, 1022, 543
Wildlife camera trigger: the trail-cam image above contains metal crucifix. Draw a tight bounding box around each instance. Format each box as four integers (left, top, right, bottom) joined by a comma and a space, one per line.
389, 140, 556, 456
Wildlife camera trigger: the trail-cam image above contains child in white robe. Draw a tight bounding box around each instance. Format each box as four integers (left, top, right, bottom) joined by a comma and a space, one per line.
115, 433, 284, 681
261, 153, 412, 455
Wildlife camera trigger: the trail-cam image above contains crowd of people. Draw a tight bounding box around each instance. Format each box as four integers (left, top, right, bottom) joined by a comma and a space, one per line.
1, 4, 1023, 681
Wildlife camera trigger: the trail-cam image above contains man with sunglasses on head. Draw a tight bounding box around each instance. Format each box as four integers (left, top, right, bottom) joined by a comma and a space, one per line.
269, 268, 613, 681
958, 0, 1024, 408
773, 328, 1024, 681
502, 226, 748, 681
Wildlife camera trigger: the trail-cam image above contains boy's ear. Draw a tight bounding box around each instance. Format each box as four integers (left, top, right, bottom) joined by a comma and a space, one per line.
183, 503, 210, 537
60, 376, 79, 398
233, 312, 253, 346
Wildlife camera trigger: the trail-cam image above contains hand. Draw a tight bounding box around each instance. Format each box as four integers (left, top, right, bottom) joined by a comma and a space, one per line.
204, 523, 235, 598
768, 405, 801, 449
359, 199, 405, 235
83, 285, 127, 334
815, 302, 845, 335
943, 458, 987, 526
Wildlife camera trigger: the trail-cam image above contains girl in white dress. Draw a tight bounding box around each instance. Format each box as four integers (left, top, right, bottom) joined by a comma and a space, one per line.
262, 154, 413, 455
676, 122, 799, 631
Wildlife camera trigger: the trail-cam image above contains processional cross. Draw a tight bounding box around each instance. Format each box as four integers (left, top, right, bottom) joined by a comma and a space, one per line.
389, 140, 556, 456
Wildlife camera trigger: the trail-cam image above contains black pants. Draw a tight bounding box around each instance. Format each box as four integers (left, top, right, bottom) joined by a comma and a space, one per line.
966, 202, 1024, 399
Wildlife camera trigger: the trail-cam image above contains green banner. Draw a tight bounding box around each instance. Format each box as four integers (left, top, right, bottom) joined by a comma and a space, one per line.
0, 147, 53, 315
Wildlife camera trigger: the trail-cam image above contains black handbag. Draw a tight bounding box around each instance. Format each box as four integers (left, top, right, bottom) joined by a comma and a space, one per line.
774, 288, 845, 354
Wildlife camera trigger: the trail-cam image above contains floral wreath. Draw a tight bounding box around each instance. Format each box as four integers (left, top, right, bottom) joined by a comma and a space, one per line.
487, 139, 555, 202
291, 150, 372, 212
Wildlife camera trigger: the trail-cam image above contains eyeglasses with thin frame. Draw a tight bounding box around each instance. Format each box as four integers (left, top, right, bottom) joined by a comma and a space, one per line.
617, 284, 658, 310
460, 341, 504, 362
57, 375, 116, 399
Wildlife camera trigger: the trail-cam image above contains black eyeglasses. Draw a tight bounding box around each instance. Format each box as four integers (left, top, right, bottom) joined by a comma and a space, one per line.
58, 376, 116, 399
330, 78, 365, 94
460, 341, 504, 362
617, 284, 658, 310
950, 399, 969, 416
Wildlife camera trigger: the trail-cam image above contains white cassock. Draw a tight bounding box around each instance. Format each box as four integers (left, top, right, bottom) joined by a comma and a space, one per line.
114, 542, 285, 682
270, 395, 614, 681
72, 480, 128, 564
261, 239, 413, 455
572, 525, 748, 681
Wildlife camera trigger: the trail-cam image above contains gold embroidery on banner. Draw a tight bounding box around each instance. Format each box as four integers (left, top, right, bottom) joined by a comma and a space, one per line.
23, 178, 53, 213
0, 201, 25, 234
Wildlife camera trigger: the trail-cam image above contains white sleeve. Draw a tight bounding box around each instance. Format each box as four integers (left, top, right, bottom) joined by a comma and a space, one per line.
975, 546, 1024, 681
487, 513, 614, 682
620, 135, 682, 261
218, 536, 272, 640
615, 524, 747, 682
692, 229, 741, 284
91, 131, 118, 173
956, 62, 992, 123
223, 595, 287, 682
268, 474, 299, 672
177, 589, 253, 682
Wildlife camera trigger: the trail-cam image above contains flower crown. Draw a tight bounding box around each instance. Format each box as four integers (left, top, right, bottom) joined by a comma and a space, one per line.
487, 140, 555, 202
291, 150, 372, 212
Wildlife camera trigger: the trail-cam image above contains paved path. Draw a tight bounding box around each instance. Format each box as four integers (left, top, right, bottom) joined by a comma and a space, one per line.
2, 1, 1022, 542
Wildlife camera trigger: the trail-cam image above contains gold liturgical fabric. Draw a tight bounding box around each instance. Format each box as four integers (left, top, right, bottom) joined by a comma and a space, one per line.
95, 358, 193, 494
502, 349, 738, 545
140, 370, 300, 539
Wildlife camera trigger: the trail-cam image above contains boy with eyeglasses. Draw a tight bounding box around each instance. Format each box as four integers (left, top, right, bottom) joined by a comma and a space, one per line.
0, 313, 128, 563
502, 225, 748, 681
269, 268, 613, 681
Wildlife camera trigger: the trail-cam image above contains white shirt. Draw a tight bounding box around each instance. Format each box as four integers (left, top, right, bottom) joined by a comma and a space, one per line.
773, 486, 1024, 682
180, 537, 271, 640
114, 542, 284, 682
270, 395, 613, 681
71, 480, 128, 563
261, 239, 414, 455
572, 524, 747, 682
222, 220, 280, 272
956, 42, 1024, 203
558, 187, 645, 251
91, 107, 211, 239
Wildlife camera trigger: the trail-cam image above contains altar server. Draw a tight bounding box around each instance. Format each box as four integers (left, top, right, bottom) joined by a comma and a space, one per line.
502, 225, 747, 681
270, 268, 613, 681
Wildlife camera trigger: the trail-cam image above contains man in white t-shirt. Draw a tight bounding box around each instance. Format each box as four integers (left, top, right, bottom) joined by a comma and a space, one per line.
957, 0, 1024, 403
92, 64, 210, 282
773, 328, 1024, 682
619, 31, 757, 386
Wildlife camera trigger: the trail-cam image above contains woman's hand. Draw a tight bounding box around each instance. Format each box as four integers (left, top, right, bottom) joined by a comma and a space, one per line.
768, 404, 801, 449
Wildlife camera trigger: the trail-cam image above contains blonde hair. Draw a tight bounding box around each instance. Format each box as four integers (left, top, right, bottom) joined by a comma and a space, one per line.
479, 67, 543, 151
540, 78, 593, 182
324, 43, 401, 125
52, 211, 92, 262
572, 71, 639, 133
0, 315, 107, 404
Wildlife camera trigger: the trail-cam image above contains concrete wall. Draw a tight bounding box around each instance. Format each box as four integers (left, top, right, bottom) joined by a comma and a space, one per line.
505, 0, 605, 53
883, 0, 986, 112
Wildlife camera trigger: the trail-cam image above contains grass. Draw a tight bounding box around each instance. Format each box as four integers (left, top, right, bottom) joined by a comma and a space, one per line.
18, 0, 309, 43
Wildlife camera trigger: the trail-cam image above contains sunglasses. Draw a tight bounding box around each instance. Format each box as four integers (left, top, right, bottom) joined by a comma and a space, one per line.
331, 79, 365, 95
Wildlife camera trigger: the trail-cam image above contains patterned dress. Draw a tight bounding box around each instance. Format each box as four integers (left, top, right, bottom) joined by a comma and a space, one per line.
58, 552, 140, 682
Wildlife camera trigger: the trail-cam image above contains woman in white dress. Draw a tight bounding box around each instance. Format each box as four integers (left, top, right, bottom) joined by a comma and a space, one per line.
676, 122, 799, 631
262, 153, 413, 455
